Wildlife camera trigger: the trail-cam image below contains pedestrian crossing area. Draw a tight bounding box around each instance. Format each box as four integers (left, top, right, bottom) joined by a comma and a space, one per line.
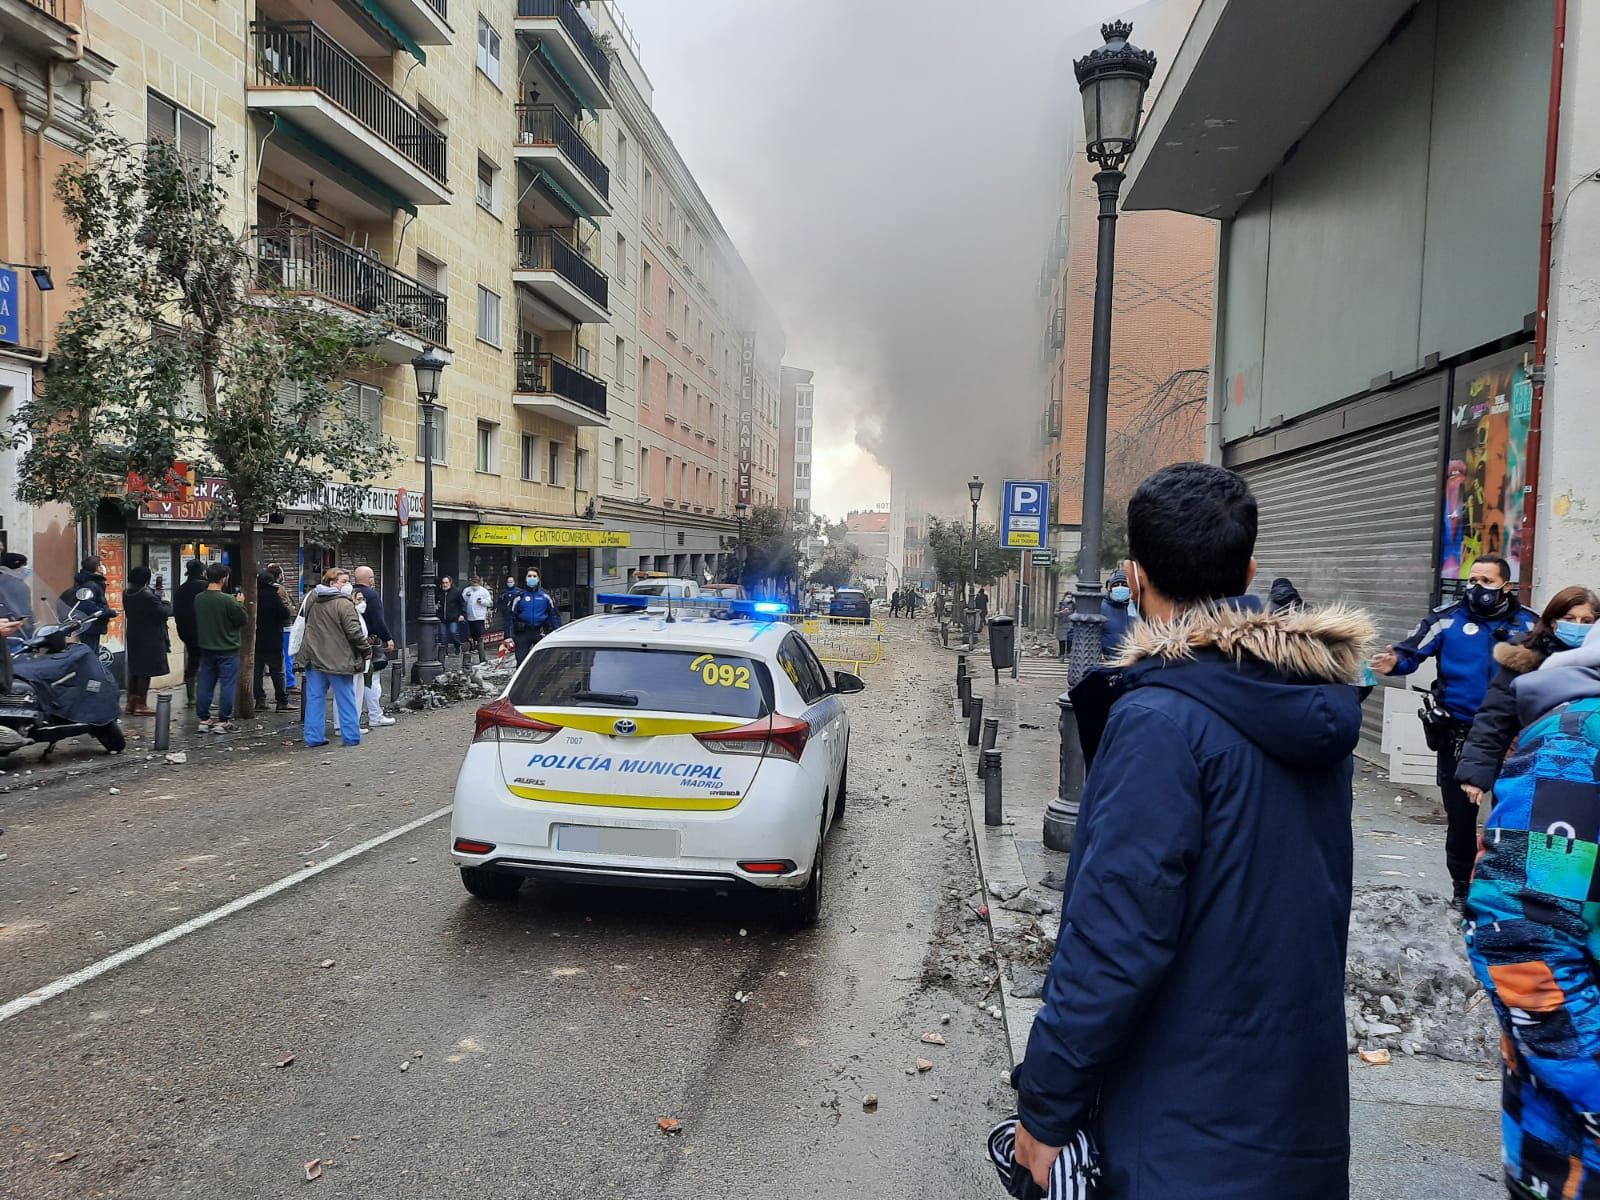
1015, 655, 1071, 680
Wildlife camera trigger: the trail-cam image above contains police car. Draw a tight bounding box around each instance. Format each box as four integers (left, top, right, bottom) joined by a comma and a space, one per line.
449, 594, 863, 925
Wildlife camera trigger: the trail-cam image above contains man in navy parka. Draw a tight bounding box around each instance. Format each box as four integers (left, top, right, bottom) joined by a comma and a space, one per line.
1011, 463, 1375, 1198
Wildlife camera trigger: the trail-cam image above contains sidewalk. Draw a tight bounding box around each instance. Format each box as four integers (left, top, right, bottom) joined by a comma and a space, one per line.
945, 635, 1501, 1196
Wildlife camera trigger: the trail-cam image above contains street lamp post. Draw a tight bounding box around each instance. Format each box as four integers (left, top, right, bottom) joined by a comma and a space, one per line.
735, 501, 750, 583
1043, 20, 1156, 854
412, 347, 448, 684
968, 475, 984, 645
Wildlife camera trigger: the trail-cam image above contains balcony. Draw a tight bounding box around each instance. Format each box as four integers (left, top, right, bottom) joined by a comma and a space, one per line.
514, 229, 609, 324
1049, 307, 1066, 350
515, 104, 610, 217
513, 351, 608, 427
381, 0, 452, 49
248, 21, 450, 207
515, 0, 610, 109
254, 224, 448, 362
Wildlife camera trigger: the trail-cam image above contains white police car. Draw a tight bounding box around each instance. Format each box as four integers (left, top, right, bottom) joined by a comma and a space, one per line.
449, 595, 863, 925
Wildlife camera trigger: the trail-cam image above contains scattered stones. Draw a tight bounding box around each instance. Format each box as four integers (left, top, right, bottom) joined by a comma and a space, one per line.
920, 1031, 946, 1046
862, 1093, 879, 1113
1008, 965, 1046, 1000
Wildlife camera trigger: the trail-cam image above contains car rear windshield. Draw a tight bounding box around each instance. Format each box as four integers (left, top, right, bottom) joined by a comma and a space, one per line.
508, 646, 772, 719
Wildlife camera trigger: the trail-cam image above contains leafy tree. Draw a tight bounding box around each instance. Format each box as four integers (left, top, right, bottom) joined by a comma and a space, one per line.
732, 506, 808, 597
4, 114, 396, 718
926, 517, 1011, 594
808, 538, 860, 588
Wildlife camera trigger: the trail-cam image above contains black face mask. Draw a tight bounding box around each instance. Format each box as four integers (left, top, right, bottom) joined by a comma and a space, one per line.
1465, 584, 1509, 618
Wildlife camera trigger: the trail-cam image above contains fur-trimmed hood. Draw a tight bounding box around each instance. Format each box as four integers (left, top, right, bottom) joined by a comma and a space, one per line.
1114, 602, 1377, 684
1092, 599, 1375, 770
1496, 635, 1557, 676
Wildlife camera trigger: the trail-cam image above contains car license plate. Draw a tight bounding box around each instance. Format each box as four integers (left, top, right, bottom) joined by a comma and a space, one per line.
554, 824, 679, 858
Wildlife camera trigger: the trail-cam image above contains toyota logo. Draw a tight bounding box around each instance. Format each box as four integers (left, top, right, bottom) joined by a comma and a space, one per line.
613, 718, 638, 736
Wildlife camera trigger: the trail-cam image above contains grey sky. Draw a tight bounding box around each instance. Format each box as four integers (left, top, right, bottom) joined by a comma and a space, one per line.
615, 0, 1184, 520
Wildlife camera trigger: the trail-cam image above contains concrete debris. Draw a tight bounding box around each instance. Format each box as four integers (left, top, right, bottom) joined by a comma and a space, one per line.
920, 1031, 946, 1046
657, 1117, 682, 1134
397, 667, 499, 712
915, 1057, 933, 1073
999, 891, 1055, 917
303, 1159, 323, 1181
862, 1093, 879, 1112
1008, 965, 1046, 1000
986, 882, 1026, 902
1037, 869, 1068, 892
164, 752, 187, 764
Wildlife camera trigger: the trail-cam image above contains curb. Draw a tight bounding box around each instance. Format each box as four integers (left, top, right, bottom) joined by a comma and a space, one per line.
950, 681, 1049, 1067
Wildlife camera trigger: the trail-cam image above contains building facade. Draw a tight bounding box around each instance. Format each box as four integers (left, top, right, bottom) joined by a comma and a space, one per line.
1124, 0, 1567, 686
779, 364, 813, 516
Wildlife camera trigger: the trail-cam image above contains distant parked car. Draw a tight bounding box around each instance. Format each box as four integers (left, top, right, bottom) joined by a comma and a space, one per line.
629, 577, 701, 600
829, 588, 872, 621
701, 583, 749, 602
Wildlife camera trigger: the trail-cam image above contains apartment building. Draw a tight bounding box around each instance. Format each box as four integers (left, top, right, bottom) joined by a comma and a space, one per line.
779, 364, 813, 515
589, 5, 786, 589
13, 0, 618, 646
0, 0, 114, 588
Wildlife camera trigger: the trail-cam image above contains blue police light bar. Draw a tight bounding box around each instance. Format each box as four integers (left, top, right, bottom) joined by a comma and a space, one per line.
596, 593, 791, 620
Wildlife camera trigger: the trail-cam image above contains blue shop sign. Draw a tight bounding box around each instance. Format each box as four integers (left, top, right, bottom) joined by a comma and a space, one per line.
0, 268, 18, 344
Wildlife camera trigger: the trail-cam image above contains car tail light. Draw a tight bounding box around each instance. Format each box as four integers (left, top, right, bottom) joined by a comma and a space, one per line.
454, 838, 496, 855
473, 698, 560, 744
695, 714, 810, 763
737, 859, 796, 875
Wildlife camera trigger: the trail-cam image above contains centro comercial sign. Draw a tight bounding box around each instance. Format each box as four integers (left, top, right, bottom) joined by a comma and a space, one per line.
469, 524, 632, 548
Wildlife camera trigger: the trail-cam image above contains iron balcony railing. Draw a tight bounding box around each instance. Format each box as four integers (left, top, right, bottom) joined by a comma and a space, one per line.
515, 103, 609, 201
422, 0, 447, 19
514, 351, 607, 418
1049, 307, 1066, 349
251, 21, 448, 185
516, 0, 611, 89
515, 229, 608, 312
253, 224, 448, 345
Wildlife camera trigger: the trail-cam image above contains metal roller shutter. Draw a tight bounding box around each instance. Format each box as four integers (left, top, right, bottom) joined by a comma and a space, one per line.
1238, 410, 1442, 749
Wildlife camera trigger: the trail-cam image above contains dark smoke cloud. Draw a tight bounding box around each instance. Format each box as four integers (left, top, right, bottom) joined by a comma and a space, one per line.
621, 0, 1191, 518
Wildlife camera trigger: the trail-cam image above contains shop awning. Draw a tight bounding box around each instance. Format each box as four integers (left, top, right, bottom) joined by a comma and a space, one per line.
528, 168, 600, 232
357, 0, 427, 65
271, 116, 419, 217
534, 39, 597, 119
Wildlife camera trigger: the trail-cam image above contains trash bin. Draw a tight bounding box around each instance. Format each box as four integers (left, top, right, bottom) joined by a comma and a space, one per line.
987, 614, 1015, 677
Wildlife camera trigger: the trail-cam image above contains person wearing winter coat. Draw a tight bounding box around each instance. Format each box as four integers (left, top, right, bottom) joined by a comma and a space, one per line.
439, 576, 466, 654
1465, 621, 1600, 1199
1455, 584, 1598, 804
173, 559, 208, 703
1010, 464, 1373, 1199
61, 556, 117, 655
295, 568, 369, 749
1054, 595, 1073, 661
1060, 568, 1136, 663
252, 566, 293, 712
120, 566, 172, 716
508, 568, 561, 663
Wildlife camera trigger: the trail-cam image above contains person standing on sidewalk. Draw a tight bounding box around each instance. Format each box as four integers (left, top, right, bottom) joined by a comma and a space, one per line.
62, 556, 116, 656
1465, 622, 1600, 1199
351, 565, 396, 727
438, 576, 466, 658
1009, 463, 1372, 1198
297, 568, 368, 749
120, 566, 171, 716
509, 568, 560, 663
1372, 556, 1535, 907
253, 566, 292, 713
193, 562, 246, 734
173, 559, 207, 704
462, 577, 492, 664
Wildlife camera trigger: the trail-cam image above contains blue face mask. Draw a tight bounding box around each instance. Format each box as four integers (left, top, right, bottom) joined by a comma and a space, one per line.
1109, 585, 1131, 604
1555, 619, 1591, 649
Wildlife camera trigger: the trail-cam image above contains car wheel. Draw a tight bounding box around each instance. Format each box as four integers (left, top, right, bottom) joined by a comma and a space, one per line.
832, 755, 848, 825
93, 722, 126, 754
460, 866, 522, 901
784, 808, 827, 929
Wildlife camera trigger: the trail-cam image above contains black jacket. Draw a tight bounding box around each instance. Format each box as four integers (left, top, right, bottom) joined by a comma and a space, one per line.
1016, 599, 1373, 1198
353, 583, 392, 644
255, 579, 292, 652
175, 576, 208, 644
121, 584, 172, 677
1455, 630, 1563, 791
62, 569, 115, 624
441, 586, 466, 622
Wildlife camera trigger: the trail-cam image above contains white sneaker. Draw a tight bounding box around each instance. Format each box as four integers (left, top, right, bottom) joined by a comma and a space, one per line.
370, 715, 397, 727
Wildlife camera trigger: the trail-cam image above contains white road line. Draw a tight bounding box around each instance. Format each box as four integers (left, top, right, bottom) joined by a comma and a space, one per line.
0, 805, 453, 1025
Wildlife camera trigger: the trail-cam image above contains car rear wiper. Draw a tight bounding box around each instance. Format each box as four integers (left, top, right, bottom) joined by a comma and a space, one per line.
572, 690, 640, 707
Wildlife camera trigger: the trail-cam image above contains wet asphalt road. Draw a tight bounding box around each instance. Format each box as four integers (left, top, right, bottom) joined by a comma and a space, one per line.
0, 622, 1011, 1198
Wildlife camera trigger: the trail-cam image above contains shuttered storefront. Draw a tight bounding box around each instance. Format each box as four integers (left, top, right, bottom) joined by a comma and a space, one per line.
1236, 409, 1443, 749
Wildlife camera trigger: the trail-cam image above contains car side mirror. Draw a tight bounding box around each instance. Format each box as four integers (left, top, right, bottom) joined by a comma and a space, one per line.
831, 670, 865, 695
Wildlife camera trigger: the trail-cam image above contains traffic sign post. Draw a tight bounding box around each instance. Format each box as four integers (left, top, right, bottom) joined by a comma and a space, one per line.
1001, 481, 1050, 680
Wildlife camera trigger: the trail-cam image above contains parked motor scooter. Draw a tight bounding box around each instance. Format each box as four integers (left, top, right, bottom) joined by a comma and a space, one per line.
0, 589, 126, 760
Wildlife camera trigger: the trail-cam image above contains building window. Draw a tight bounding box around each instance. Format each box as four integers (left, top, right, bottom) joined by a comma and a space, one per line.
476, 16, 502, 85
641, 259, 653, 311
615, 129, 629, 183
681, 381, 689, 419
416, 403, 448, 463
613, 437, 625, 483
416, 252, 445, 294
665, 372, 674, 416
476, 155, 499, 213
696, 319, 704, 353
682, 304, 690, 342
547, 439, 564, 485
666, 288, 677, 333
679, 461, 687, 503
797, 425, 811, 446
576, 344, 590, 372
147, 91, 212, 161
640, 354, 651, 407
639, 446, 650, 494
795, 462, 811, 483
520, 433, 541, 481
614, 233, 626, 287
476, 420, 498, 473
575, 445, 590, 490
614, 337, 625, 383
643, 168, 653, 218
664, 455, 674, 501
341, 382, 383, 445
476, 286, 501, 346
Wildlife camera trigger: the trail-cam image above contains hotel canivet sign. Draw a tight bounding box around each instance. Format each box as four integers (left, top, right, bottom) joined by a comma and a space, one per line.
737, 331, 756, 507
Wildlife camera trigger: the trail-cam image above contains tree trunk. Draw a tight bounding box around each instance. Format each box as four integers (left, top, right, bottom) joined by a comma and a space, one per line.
236, 503, 257, 720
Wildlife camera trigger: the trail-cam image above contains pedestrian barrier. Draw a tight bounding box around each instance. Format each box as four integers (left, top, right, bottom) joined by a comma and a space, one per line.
786, 615, 885, 672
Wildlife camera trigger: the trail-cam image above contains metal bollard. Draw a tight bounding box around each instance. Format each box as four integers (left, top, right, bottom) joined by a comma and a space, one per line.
958, 673, 971, 717
956, 654, 968, 686
390, 661, 404, 705
979, 716, 998, 776
967, 695, 984, 746
152, 691, 172, 752
983, 749, 1003, 826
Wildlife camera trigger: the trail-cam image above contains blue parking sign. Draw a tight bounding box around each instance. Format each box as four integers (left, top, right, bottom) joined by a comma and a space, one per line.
0, 269, 18, 345
1001, 480, 1050, 550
